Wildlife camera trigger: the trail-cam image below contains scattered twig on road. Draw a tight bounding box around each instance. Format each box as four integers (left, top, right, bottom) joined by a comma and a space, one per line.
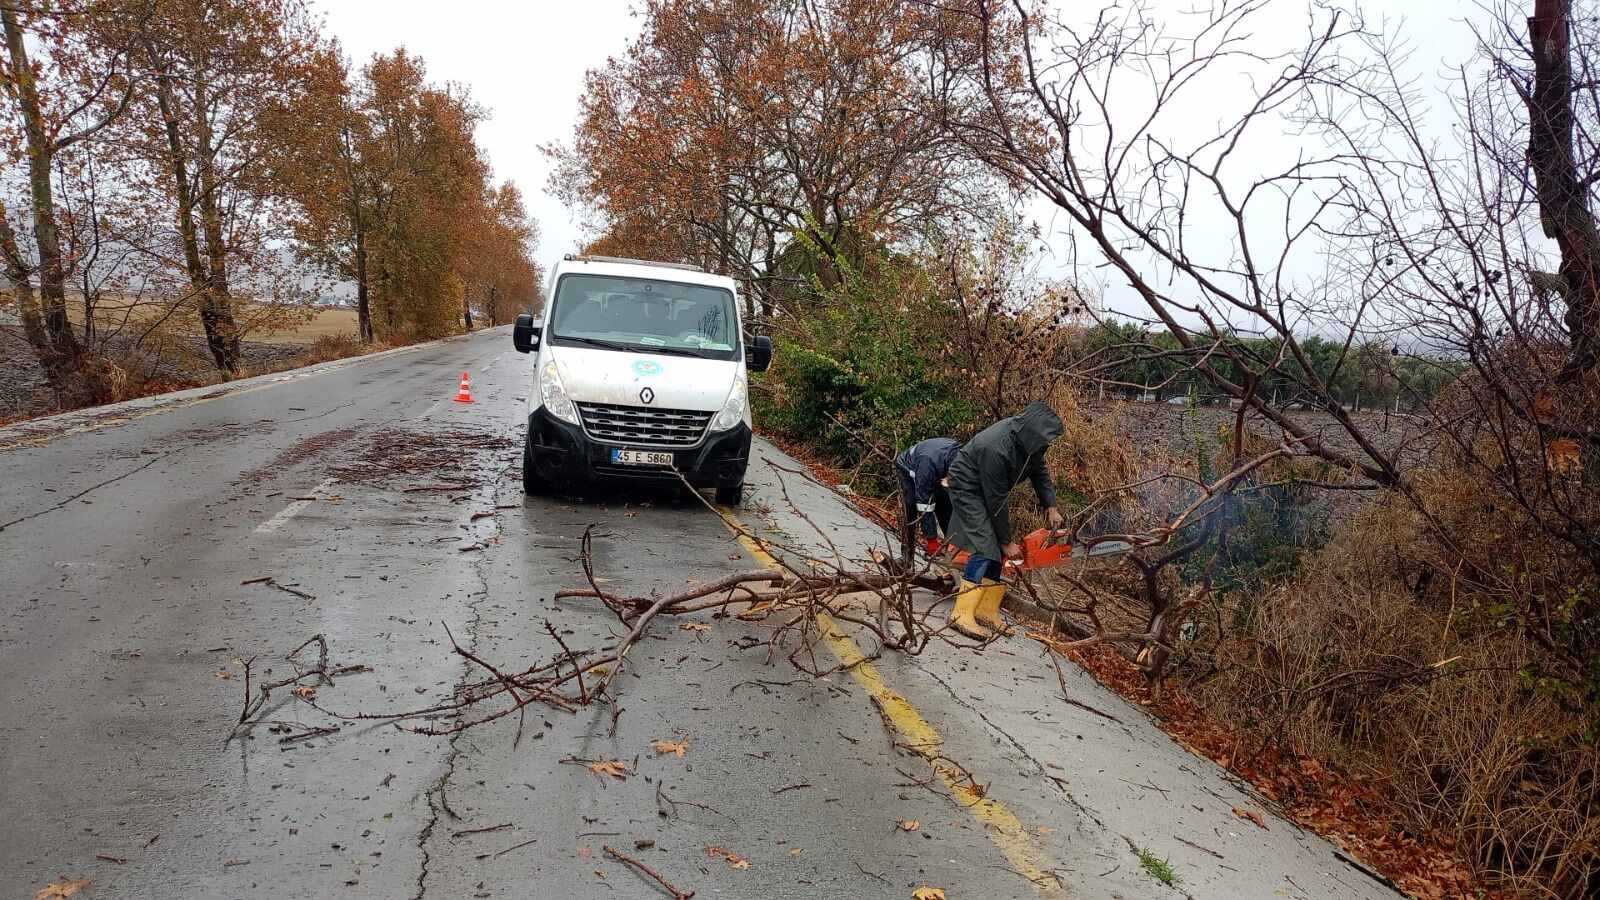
771, 782, 811, 795
1043, 645, 1123, 723
234, 634, 362, 734
241, 576, 316, 601
1174, 835, 1224, 859
278, 724, 338, 745
852, 860, 893, 886
655, 782, 728, 820
489, 837, 538, 859
96, 853, 128, 864
604, 844, 695, 899
451, 823, 512, 839
403, 482, 476, 493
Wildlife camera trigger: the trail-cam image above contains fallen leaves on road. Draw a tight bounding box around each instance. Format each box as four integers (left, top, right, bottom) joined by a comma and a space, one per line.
897, 819, 920, 832
1231, 806, 1267, 830
215, 669, 232, 680
706, 845, 750, 870
292, 685, 316, 700
735, 601, 774, 619
677, 622, 710, 633
35, 880, 89, 899
911, 887, 946, 900
587, 760, 630, 780
651, 739, 689, 758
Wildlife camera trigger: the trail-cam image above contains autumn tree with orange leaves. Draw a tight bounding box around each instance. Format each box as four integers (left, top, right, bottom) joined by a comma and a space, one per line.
0, 0, 146, 392
291, 49, 539, 342
1, 1, 541, 406
549, 0, 1001, 317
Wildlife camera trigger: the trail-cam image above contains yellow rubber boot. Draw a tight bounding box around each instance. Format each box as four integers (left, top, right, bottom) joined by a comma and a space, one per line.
974, 580, 1011, 634
947, 579, 991, 640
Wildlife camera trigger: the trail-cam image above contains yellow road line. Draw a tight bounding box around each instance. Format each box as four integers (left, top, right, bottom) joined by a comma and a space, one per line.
717, 509, 1062, 894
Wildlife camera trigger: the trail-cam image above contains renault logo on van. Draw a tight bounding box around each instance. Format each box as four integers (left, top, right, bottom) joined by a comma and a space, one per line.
639, 387, 655, 405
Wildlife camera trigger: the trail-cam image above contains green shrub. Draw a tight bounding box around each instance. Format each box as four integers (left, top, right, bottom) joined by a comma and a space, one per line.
754, 250, 981, 493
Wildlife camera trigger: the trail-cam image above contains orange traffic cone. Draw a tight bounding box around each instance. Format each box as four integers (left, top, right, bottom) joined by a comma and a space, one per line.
453, 372, 474, 403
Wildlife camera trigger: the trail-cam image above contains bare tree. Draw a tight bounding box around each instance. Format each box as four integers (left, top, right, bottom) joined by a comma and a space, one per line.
0, 0, 139, 391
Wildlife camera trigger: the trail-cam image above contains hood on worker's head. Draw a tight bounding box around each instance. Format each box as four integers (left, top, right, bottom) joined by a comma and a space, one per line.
1014, 401, 1064, 455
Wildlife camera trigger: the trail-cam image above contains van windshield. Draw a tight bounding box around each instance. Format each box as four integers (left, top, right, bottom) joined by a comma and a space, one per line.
548, 273, 740, 360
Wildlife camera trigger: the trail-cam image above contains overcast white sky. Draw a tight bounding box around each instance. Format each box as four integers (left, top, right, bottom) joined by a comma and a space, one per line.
315, 0, 1480, 317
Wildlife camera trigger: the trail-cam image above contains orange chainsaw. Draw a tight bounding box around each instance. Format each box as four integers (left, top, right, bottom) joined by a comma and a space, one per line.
948, 528, 1076, 573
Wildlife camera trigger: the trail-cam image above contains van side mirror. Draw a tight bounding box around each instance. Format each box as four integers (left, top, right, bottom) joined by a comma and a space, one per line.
748, 335, 773, 373
512, 314, 541, 353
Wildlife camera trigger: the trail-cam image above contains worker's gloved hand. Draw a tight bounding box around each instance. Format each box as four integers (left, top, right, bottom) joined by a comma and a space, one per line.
1002, 542, 1023, 560
924, 537, 943, 556
1046, 507, 1065, 529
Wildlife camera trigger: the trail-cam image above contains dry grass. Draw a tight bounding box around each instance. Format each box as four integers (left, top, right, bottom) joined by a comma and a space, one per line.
66, 294, 358, 346
984, 392, 1600, 897
247, 308, 360, 345
1185, 499, 1600, 897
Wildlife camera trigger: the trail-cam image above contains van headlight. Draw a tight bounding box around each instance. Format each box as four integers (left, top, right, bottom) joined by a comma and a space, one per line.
540, 359, 578, 425
710, 371, 747, 432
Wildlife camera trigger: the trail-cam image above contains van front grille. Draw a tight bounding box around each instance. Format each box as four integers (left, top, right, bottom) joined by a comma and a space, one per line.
575, 402, 712, 447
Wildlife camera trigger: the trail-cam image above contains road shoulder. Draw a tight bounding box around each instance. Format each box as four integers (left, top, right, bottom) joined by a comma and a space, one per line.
728, 437, 1403, 900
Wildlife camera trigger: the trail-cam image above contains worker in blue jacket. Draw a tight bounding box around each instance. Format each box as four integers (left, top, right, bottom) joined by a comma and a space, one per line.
895, 436, 960, 562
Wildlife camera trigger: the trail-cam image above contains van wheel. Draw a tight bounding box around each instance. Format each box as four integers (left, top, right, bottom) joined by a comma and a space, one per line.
715, 482, 743, 506
522, 439, 545, 495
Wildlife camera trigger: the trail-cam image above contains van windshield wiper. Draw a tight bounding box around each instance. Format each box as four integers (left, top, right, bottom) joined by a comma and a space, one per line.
555, 335, 634, 352
637, 345, 710, 358
558, 334, 724, 358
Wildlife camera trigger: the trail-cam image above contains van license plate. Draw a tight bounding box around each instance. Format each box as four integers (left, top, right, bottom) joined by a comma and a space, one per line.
611, 449, 673, 467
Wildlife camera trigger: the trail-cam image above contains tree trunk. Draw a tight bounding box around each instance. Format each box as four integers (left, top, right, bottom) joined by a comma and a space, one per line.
151, 63, 231, 366
192, 72, 239, 372
354, 232, 372, 342
1528, 0, 1600, 379
2, 4, 80, 388
0, 201, 51, 372
341, 126, 373, 344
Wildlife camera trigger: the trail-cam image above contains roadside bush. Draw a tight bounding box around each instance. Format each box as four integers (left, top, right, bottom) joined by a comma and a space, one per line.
68, 347, 207, 407
756, 251, 982, 493
756, 231, 1096, 497
296, 333, 376, 366
751, 239, 1599, 895
1190, 492, 1600, 895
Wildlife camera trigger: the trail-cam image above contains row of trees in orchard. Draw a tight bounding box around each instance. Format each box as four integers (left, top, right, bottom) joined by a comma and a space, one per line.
555, 0, 1600, 892
1, 0, 540, 401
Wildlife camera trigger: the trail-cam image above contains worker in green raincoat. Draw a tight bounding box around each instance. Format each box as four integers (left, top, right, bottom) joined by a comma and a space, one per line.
944, 401, 1065, 639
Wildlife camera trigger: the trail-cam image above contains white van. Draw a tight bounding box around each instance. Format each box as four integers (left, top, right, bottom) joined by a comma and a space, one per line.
511, 255, 772, 504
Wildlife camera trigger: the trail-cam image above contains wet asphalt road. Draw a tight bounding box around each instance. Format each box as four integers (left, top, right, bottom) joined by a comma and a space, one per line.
1, 327, 1402, 899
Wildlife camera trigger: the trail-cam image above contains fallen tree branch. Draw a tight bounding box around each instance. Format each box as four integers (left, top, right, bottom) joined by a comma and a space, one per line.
604, 845, 695, 899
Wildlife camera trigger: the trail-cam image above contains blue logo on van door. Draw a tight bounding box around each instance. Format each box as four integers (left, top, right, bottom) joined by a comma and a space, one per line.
632, 360, 663, 376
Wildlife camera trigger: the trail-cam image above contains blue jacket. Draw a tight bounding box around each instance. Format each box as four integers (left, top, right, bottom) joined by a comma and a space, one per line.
895, 437, 960, 538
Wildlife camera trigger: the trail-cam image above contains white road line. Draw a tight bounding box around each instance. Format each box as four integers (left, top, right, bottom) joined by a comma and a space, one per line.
412, 399, 443, 421
255, 477, 339, 534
